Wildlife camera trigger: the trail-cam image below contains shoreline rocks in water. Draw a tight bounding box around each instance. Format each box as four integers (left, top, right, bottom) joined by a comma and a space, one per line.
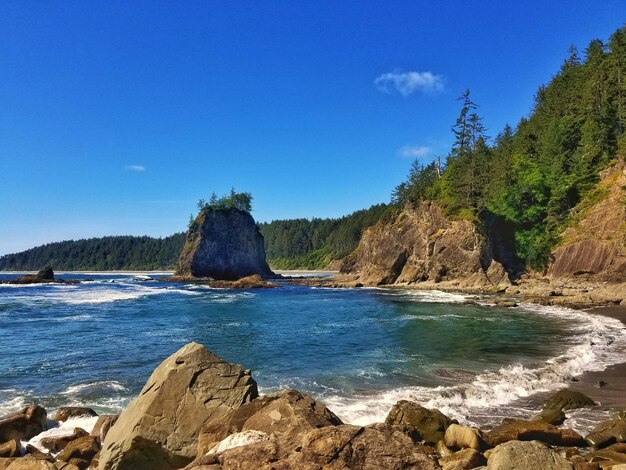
0, 267, 80, 285
1, 343, 626, 469
161, 274, 280, 289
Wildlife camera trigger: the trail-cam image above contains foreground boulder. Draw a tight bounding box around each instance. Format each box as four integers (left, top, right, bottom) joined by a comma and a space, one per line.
385, 400, 454, 444
196, 388, 342, 455
99, 342, 258, 470
189, 423, 439, 469
176, 207, 274, 280
0, 405, 47, 442
487, 440, 573, 469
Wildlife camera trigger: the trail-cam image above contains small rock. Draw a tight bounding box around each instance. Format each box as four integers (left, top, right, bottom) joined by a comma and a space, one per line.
4, 457, 57, 469
53, 407, 97, 423
439, 447, 486, 470
532, 408, 566, 425
0, 440, 20, 458
40, 427, 88, 453
90, 415, 118, 444
0, 405, 47, 442
444, 424, 487, 451
56, 435, 99, 465
542, 389, 596, 412
586, 417, 626, 448
487, 419, 585, 447
385, 400, 454, 444
597, 380, 608, 388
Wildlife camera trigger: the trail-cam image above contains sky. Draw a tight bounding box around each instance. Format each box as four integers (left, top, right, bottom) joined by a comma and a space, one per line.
0, 1, 624, 255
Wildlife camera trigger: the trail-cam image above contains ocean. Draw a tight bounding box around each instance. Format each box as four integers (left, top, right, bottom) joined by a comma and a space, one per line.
1, 273, 625, 436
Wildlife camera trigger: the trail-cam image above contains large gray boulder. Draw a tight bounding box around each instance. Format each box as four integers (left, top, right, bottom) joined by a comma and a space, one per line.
176, 208, 273, 280
98, 342, 258, 470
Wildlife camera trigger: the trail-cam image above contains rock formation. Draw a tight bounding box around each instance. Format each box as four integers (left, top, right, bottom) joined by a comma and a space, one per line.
340, 201, 514, 289
98, 342, 258, 470
0, 267, 80, 285
3, 344, 626, 469
175, 208, 273, 280
548, 158, 626, 282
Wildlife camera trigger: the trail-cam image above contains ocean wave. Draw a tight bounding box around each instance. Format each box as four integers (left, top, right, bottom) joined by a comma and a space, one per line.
2, 282, 201, 306
401, 289, 469, 304
61, 380, 128, 395
322, 303, 626, 430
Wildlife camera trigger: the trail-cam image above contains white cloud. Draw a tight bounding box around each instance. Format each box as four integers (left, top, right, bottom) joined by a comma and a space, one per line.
375, 70, 444, 96
398, 145, 431, 158
125, 165, 145, 172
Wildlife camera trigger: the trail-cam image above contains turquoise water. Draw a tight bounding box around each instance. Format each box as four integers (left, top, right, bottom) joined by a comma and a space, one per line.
1, 273, 625, 428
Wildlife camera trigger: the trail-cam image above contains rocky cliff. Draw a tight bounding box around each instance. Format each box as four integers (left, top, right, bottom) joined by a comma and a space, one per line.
548, 158, 626, 282
176, 208, 273, 280
340, 201, 513, 290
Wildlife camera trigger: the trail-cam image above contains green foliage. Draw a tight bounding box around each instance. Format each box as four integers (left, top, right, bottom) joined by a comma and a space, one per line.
392, 25, 626, 269
269, 246, 334, 270
199, 188, 253, 213
259, 204, 390, 268
0, 234, 186, 271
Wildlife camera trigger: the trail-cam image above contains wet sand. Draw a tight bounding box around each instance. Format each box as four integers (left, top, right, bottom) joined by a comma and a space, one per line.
574, 305, 626, 409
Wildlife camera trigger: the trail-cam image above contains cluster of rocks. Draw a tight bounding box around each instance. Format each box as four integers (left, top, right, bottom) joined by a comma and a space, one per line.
0, 268, 80, 286
0, 404, 116, 469
2, 343, 626, 469
162, 274, 280, 289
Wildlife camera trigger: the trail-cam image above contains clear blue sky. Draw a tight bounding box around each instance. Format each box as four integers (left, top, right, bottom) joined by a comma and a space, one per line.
0, 1, 623, 255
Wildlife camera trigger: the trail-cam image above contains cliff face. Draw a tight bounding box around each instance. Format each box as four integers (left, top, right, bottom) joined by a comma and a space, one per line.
176, 208, 273, 280
548, 158, 626, 282
340, 201, 512, 289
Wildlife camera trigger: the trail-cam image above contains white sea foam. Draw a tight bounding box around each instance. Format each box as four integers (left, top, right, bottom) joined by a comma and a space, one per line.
323, 302, 626, 429
3, 282, 200, 305
61, 380, 128, 395
25, 415, 100, 454
0, 396, 28, 416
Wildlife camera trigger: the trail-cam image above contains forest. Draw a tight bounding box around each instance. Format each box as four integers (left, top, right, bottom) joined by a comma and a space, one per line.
393, 26, 626, 269
0, 205, 390, 271
2, 26, 624, 272
0, 234, 186, 271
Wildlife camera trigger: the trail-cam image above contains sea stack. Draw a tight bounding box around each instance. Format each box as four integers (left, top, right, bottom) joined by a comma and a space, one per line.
175, 207, 273, 280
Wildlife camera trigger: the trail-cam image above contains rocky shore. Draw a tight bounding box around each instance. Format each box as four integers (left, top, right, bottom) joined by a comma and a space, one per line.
2, 342, 626, 470
0, 267, 80, 286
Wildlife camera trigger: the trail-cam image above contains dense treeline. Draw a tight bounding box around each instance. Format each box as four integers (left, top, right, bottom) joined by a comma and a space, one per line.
259, 204, 391, 269
0, 234, 186, 271
393, 26, 626, 269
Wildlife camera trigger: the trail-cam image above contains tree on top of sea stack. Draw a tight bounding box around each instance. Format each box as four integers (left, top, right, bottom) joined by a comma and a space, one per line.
176, 190, 274, 280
